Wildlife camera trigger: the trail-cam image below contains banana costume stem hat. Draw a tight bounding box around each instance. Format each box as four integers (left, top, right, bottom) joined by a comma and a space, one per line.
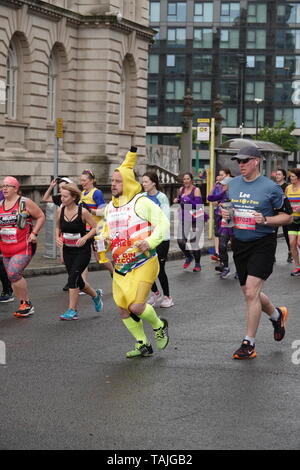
112, 146, 141, 207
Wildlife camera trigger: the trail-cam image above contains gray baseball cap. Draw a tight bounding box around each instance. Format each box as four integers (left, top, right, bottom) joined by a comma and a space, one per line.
231, 145, 262, 161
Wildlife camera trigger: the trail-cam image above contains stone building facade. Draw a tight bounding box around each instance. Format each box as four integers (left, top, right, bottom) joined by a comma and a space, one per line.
0, 0, 153, 196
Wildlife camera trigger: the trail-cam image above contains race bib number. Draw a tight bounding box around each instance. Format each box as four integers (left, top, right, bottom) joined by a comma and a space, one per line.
0, 227, 17, 244
233, 209, 256, 230
62, 232, 81, 247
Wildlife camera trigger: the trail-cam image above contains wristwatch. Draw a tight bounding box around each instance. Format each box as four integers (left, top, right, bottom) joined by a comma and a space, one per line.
263, 216, 268, 225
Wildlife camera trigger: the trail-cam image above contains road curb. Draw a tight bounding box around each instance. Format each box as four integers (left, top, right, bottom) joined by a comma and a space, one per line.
23, 245, 215, 278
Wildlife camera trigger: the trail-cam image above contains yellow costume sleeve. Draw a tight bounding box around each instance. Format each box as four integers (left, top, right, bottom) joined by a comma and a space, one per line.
135, 196, 170, 250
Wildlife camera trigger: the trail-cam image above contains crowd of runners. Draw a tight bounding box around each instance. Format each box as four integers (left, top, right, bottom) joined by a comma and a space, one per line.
0, 145, 298, 360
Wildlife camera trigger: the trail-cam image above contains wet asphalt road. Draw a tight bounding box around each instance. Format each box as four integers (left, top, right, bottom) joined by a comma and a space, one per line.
0, 238, 299, 450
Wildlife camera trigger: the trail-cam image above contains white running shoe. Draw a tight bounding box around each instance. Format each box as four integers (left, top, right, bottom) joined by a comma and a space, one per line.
160, 296, 174, 308
148, 291, 162, 306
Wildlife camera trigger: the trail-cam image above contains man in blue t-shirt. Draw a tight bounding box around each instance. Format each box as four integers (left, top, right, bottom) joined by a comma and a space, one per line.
221, 145, 292, 360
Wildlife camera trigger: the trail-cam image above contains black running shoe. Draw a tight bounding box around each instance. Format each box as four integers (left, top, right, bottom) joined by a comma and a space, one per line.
233, 340, 256, 360
62, 283, 69, 292
270, 306, 288, 342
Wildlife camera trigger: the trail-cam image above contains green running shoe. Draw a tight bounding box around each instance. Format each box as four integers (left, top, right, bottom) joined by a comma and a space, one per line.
154, 318, 169, 350
126, 341, 153, 358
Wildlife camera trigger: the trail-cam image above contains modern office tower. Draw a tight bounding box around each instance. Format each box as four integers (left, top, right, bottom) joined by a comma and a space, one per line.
147, 0, 300, 150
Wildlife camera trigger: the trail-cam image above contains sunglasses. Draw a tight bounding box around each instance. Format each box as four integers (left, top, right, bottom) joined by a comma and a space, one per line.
236, 157, 256, 164
82, 169, 95, 178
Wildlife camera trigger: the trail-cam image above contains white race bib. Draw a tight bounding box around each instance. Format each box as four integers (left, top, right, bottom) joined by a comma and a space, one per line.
234, 209, 256, 230
62, 232, 81, 247
0, 227, 17, 244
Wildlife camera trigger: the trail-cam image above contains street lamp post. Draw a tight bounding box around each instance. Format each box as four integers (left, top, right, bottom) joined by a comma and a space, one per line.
254, 98, 263, 138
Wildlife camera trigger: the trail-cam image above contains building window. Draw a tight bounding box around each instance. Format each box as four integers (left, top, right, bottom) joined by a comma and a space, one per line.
147, 106, 158, 125
276, 30, 300, 49
246, 56, 266, 75
247, 30, 266, 49
244, 108, 264, 127
193, 107, 211, 125
221, 107, 238, 127
274, 82, 293, 103
47, 54, 56, 122
165, 105, 183, 125
148, 80, 159, 98
146, 134, 159, 145
220, 29, 239, 48
193, 29, 213, 48
219, 81, 238, 103
275, 108, 300, 126
149, 54, 159, 74
245, 81, 265, 101
6, 43, 18, 119
150, 2, 160, 22
275, 55, 300, 77
166, 80, 185, 99
194, 2, 213, 22
220, 3, 240, 23
192, 81, 211, 100
277, 3, 300, 24
166, 54, 185, 73
192, 55, 213, 73
167, 28, 186, 46
167, 2, 187, 22
219, 56, 239, 75
247, 4, 267, 23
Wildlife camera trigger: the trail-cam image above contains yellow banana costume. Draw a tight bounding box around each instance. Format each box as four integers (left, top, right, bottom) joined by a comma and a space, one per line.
101, 147, 170, 311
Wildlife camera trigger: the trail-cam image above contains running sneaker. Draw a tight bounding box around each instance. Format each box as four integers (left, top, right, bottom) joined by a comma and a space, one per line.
234, 272, 239, 280
126, 341, 153, 358
291, 267, 300, 276
160, 296, 174, 308
211, 254, 220, 262
93, 288, 103, 312
215, 264, 224, 272
183, 257, 193, 269
62, 283, 69, 292
270, 306, 288, 342
220, 267, 230, 279
148, 291, 162, 306
59, 308, 78, 321
154, 318, 169, 350
0, 291, 14, 302
193, 264, 201, 272
233, 340, 256, 360
14, 300, 34, 318
287, 252, 293, 263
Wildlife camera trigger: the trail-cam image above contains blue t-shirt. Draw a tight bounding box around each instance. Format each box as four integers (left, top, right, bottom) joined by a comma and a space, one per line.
228, 175, 284, 241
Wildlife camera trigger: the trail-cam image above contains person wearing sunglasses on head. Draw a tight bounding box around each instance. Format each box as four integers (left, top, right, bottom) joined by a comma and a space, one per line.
0, 176, 45, 317
221, 146, 292, 360
42, 176, 74, 207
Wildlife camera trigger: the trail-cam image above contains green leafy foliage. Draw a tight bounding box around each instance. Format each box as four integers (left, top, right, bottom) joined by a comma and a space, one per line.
253, 120, 299, 153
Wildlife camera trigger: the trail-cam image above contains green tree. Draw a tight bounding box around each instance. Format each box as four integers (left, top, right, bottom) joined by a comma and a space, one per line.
253, 120, 299, 153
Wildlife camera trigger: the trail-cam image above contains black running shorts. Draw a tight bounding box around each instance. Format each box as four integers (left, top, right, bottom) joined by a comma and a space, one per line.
232, 233, 277, 286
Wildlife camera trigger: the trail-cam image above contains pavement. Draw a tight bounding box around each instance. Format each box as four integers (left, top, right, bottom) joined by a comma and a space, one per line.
0, 237, 299, 451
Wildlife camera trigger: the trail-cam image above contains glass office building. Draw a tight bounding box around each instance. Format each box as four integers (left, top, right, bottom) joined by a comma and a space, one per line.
147, 1, 300, 146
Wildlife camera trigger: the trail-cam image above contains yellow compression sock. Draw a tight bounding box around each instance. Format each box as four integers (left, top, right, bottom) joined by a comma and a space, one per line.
122, 316, 147, 344
140, 304, 163, 330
